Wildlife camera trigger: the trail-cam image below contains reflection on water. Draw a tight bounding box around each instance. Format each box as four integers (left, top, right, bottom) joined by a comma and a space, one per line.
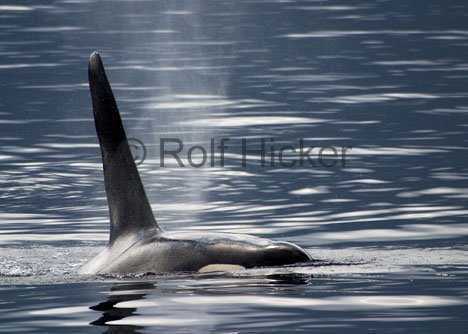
1, 0, 468, 332
90, 282, 152, 333
1, 273, 466, 333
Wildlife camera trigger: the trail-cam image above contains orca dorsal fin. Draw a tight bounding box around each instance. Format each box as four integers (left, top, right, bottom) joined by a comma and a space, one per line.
88, 52, 161, 244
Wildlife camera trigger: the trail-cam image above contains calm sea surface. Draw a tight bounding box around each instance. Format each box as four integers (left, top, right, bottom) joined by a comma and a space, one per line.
1, 0, 468, 333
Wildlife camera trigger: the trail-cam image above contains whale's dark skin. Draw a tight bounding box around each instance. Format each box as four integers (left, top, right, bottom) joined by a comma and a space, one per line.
80, 52, 311, 275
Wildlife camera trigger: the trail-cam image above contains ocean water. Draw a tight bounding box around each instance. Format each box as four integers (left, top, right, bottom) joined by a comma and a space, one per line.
1, 0, 468, 333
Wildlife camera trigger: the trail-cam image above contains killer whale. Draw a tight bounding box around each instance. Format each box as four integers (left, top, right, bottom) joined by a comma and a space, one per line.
80, 52, 311, 275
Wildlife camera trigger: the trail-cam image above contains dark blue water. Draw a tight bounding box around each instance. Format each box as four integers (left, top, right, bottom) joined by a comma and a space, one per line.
1, 1, 468, 333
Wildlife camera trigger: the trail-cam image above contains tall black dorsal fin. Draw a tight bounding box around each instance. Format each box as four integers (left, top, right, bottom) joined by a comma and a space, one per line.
88, 52, 161, 244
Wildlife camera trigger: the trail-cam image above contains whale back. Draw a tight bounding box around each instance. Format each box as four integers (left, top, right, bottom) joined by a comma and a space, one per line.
88, 52, 161, 244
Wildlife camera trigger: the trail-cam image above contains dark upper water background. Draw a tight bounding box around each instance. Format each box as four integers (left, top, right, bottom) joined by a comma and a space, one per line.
1, 0, 468, 333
